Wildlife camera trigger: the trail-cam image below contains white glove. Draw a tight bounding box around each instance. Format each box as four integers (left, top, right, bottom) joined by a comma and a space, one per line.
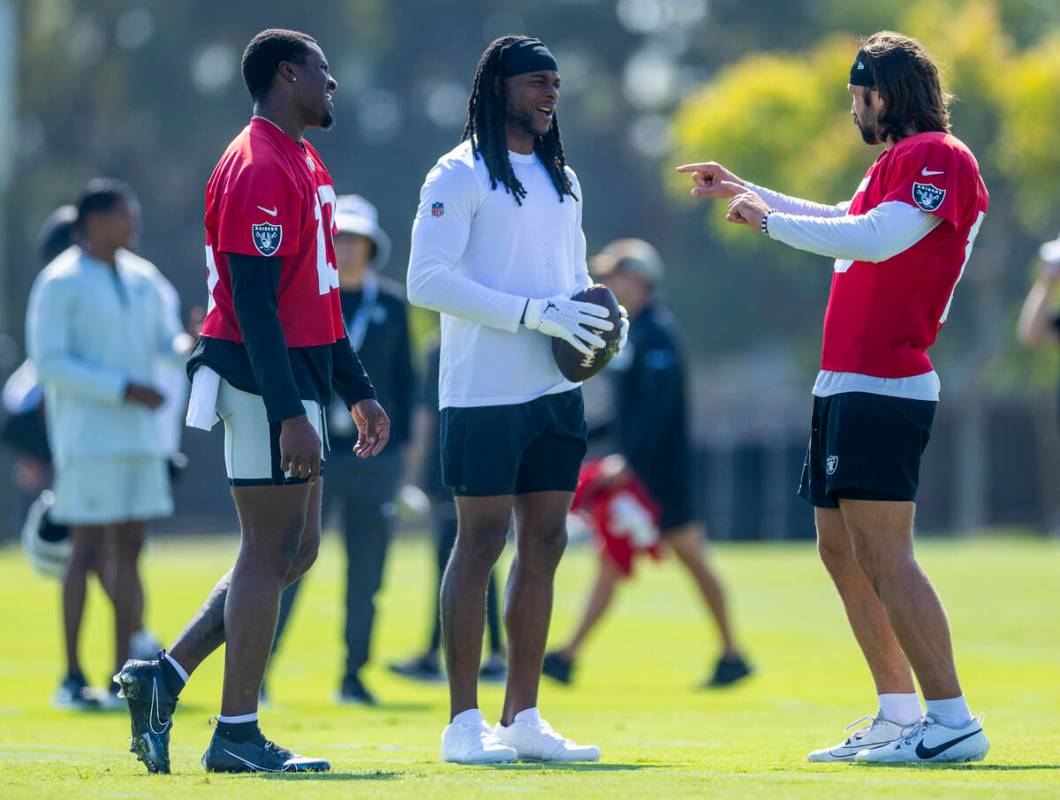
617, 306, 629, 352
524, 297, 614, 357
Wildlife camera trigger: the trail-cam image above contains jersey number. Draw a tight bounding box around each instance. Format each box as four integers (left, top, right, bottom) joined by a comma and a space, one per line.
315, 185, 339, 295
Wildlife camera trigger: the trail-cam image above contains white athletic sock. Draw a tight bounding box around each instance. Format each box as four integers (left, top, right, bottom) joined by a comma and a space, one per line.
163, 652, 189, 685
217, 711, 259, 724
925, 696, 973, 728
877, 692, 923, 726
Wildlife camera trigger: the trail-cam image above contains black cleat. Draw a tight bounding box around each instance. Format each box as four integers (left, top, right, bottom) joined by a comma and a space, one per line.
53, 671, 101, 711
201, 730, 330, 773
388, 653, 444, 683
113, 656, 177, 774
338, 672, 377, 706
541, 651, 574, 685
705, 653, 753, 687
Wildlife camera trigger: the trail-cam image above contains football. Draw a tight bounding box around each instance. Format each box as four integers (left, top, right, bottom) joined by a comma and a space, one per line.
551, 284, 623, 382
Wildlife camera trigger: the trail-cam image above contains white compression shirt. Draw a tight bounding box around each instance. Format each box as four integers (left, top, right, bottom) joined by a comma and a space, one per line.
407, 141, 592, 409
748, 182, 943, 401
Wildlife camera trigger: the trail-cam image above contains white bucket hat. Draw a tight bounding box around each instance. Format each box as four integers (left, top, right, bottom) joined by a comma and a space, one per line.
334, 194, 391, 270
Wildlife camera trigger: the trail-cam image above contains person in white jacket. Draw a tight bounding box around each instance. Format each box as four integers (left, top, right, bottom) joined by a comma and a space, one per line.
26, 180, 191, 709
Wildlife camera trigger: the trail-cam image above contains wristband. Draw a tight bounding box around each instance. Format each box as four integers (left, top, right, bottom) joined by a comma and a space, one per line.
761, 210, 772, 237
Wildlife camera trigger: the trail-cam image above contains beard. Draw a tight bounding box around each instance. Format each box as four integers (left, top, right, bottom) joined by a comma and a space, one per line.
853, 113, 879, 145
321, 109, 335, 131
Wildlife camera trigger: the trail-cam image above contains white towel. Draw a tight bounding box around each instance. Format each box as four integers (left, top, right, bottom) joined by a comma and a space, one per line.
185, 367, 221, 430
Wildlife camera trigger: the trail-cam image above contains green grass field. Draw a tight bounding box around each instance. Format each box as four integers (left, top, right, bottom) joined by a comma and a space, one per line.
0, 530, 1057, 799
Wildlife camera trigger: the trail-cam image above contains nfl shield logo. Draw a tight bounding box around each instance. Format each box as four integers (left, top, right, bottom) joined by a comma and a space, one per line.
825, 455, 839, 475
912, 182, 946, 212
252, 223, 283, 256
431, 202, 444, 217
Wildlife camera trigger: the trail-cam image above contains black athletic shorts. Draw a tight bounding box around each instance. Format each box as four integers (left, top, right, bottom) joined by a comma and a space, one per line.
634, 453, 695, 532
798, 391, 936, 508
440, 389, 588, 497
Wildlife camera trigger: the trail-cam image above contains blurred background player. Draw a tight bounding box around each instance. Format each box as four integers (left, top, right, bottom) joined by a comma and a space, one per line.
114, 29, 389, 775
543, 239, 751, 688
389, 339, 506, 684
1018, 230, 1060, 536
680, 32, 991, 764
1019, 230, 1060, 352
3, 206, 78, 513
407, 35, 623, 764
26, 181, 189, 709
268, 194, 413, 706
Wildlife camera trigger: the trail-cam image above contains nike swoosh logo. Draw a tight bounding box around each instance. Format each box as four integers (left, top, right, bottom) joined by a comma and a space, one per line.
148, 678, 170, 735
222, 748, 284, 772
921, 168, 944, 176
914, 728, 981, 759
257, 205, 278, 216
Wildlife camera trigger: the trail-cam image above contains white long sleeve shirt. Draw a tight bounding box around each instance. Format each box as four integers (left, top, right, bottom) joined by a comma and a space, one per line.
27, 246, 187, 465
747, 183, 943, 401
407, 141, 592, 408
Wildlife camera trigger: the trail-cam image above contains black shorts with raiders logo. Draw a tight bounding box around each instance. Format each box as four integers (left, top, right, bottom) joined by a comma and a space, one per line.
798, 391, 937, 508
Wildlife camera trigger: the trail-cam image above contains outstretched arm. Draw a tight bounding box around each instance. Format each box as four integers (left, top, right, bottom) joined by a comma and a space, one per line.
676, 161, 847, 217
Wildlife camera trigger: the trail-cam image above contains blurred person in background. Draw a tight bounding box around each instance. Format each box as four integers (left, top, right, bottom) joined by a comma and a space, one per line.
389, 339, 506, 684
115, 29, 388, 776
1018, 231, 1060, 535
543, 239, 751, 688
2, 206, 77, 505
1019, 232, 1060, 350
267, 194, 414, 706
26, 182, 191, 710
679, 31, 991, 764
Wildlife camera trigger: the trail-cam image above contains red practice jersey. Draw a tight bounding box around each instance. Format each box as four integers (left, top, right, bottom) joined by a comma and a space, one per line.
821, 132, 989, 378
572, 458, 661, 578
201, 117, 344, 348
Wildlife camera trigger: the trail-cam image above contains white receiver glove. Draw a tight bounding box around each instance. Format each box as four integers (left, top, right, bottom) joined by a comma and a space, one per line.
617, 306, 629, 353
524, 297, 614, 357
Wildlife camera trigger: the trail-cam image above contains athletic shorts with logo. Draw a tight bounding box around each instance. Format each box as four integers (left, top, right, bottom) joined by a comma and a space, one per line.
216, 378, 325, 486
440, 389, 587, 497
51, 455, 172, 525
798, 391, 936, 507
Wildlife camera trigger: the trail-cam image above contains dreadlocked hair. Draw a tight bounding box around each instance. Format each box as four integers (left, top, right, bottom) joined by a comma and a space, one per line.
462, 35, 576, 205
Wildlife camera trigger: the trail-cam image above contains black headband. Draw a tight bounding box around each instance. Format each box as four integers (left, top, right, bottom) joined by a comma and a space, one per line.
501, 39, 558, 78
850, 49, 874, 86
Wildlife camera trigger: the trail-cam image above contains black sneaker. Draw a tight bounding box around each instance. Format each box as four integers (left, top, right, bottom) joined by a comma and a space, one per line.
479, 653, 507, 683
113, 656, 177, 774
541, 651, 574, 685
388, 653, 444, 683
201, 729, 330, 773
338, 673, 377, 706
53, 671, 101, 711
705, 653, 753, 687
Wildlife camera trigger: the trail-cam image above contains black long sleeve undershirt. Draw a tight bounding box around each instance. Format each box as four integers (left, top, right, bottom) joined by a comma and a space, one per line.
331, 334, 376, 409
228, 253, 305, 422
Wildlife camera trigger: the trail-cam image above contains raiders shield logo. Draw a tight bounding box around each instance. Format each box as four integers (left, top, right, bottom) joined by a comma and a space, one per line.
912, 182, 946, 212
252, 223, 283, 256
825, 455, 839, 475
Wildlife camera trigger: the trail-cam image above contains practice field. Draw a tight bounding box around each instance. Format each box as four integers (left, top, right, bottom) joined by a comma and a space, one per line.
0, 531, 1057, 799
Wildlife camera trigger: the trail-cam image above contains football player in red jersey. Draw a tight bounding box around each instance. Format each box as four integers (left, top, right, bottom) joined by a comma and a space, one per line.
678, 31, 991, 764
115, 29, 389, 775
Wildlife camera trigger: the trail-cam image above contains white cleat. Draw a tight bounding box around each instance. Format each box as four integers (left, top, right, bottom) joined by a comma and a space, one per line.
494, 708, 600, 762
855, 715, 989, 764
441, 709, 518, 764
807, 716, 906, 763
